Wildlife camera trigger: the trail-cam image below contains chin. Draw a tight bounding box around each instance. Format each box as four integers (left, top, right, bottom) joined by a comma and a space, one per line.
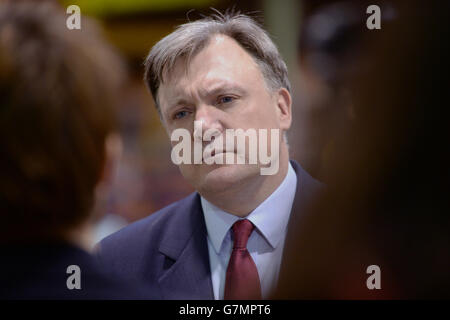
196, 164, 260, 194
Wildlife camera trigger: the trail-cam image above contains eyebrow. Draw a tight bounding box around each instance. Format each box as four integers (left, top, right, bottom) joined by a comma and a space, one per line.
201, 83, 246, 99
169, 98, 191, 109
165, 80, 246, 112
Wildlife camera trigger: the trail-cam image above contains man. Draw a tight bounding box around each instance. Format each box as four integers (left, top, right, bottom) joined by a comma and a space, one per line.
0, 1, 156, 299
97, 12, 323, 299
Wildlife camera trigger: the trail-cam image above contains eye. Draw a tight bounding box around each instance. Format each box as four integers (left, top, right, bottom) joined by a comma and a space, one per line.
174, 110, 189, 120
218, 96, 235, 105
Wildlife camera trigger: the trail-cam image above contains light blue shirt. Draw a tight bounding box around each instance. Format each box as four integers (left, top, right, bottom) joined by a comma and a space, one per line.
201, 162, 298, 299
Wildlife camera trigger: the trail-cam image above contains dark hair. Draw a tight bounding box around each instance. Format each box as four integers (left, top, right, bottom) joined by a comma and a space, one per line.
298, 1, 396, 87
278, 0, 450, 298
0, 1, 124, 242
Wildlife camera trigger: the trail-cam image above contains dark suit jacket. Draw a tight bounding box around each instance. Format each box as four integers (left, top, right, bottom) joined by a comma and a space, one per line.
97, 160, 323, 299
0, 241, 158, 300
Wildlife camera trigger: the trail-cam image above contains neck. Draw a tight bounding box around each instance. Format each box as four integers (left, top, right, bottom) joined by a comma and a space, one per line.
64, 221, 95, 253
202, 145, 290, 217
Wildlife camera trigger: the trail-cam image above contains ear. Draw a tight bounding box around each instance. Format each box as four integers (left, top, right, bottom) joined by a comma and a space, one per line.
275, 87, 292, 131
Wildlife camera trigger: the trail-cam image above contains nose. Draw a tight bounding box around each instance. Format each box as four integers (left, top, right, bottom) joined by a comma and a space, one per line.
193, 104, 223, 139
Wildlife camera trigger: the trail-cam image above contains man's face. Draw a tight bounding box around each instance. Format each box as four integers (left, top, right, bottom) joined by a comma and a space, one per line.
158, 35, 291, 195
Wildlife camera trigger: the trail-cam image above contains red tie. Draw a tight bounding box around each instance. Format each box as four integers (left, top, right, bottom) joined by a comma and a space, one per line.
224, 219, 262, 300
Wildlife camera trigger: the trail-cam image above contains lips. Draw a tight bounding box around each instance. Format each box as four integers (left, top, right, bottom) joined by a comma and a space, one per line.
203, 143, 236, 162
210, 149, 234, 157
204, 149, 235, 161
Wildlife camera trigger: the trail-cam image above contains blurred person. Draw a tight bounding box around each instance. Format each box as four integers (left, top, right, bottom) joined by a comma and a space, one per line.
292, 0, 395, 181
0, 1, 158, 299
97, 11, 323, 299
276, 0, 450, 299
92, 213, 128, 245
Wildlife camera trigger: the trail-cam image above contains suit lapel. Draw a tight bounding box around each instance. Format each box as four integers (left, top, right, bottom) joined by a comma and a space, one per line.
155, 161, 322, 299
157, 193, 214, 299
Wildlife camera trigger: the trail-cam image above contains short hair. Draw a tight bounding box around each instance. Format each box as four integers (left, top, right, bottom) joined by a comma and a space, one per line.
0, 1, 124, 242
144, 11, 291, 111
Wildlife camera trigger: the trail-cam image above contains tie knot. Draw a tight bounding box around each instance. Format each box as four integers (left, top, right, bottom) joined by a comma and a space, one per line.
231, 219, 254, 249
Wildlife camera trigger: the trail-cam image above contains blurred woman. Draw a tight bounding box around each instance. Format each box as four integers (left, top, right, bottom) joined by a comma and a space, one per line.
0, 1, 157, 299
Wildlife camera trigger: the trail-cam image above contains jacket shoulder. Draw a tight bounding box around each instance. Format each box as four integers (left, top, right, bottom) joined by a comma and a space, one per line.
96, 193, 199, 273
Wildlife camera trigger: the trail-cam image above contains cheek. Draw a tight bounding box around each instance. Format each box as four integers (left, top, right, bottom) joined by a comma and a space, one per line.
254, 91, 277, 111
242, 97, 274, 119
253, 102, 280, 128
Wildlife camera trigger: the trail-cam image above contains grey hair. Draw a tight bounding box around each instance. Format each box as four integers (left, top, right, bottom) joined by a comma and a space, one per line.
143, 11, 291, 110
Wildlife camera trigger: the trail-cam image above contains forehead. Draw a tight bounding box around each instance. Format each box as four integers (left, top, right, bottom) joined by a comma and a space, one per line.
160, 35, 265, 97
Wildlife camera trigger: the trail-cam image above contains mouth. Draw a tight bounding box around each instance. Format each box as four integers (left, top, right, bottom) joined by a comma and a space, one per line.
210, 149, 225, 157
203, 148, 236, 162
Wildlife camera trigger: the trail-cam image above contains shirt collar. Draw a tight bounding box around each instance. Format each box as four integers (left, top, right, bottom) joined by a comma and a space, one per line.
201, 162, 298, 254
